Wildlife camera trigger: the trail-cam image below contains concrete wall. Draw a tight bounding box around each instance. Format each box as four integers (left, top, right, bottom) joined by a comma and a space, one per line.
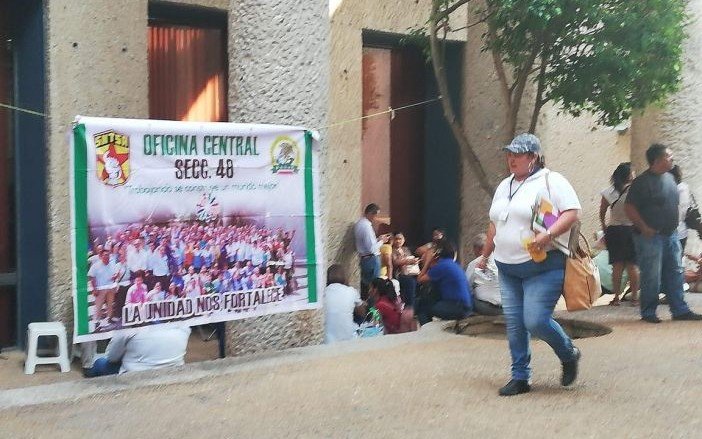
630, 1, 702, 251
539, 109, 631, 241
328, 0, 467, 277
631, 0, 702, 183
225, 0, 329, 355
45, 0, 329, 355
46, 0, 150, 325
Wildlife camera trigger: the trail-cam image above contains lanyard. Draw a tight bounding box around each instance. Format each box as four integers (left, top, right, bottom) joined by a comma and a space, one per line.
508, 167, 541, 201
508, 177, 526, 201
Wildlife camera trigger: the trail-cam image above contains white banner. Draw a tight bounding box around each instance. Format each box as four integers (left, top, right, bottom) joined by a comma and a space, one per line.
71, 116, 322, 342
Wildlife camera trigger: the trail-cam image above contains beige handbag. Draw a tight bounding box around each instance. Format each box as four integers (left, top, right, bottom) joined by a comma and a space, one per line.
562, 222, 602, 311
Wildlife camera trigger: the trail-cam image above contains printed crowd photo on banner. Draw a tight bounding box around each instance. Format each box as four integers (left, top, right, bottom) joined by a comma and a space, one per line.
71, 116, 323, 343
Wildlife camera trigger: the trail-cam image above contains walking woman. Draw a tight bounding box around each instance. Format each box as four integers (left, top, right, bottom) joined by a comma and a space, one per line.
599, 162, 640, 306
477, 133, 582, 396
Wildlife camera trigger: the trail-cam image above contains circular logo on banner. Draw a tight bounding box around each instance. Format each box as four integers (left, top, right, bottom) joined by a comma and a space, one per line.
270, 136, 300, 174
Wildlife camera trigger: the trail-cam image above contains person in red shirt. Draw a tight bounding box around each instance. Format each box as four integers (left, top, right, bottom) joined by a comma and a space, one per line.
369, 278, 402, 334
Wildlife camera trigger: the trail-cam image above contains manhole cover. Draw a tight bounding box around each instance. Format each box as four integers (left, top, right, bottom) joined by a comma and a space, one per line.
449, 316, 612, 340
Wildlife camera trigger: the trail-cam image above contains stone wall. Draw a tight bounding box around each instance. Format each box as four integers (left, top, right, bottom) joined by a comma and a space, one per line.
630, 1, 702, 252
45, 0, 150, 326
224, 0, 329, 355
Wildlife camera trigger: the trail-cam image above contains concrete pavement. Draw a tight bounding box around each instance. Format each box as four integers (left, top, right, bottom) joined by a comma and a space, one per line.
1, 294, 702, 438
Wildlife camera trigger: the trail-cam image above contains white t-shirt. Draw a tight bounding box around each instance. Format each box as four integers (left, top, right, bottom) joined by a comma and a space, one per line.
88, 260, 116, 289
489, 168, 581, 264
600, 185, 632, 226
465, 255, 501, 306
677, 182, 691, 239
105, 326, 191, 374
354, 217, 381, 256
324, 283, 362, 344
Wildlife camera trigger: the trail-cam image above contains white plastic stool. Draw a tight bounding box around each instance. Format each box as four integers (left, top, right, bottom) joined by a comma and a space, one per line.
24, 322, 71, 374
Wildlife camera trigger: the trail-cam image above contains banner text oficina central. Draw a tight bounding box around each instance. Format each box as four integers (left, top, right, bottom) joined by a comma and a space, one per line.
142, 134, 260, 180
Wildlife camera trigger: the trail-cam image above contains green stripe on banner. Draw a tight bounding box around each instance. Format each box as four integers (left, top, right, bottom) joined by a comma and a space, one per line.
73, 124, 90, 335
304, 131, 318, 303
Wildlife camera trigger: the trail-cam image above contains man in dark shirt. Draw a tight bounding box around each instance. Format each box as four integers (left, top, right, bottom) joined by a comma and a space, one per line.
625, 144, 702, 323
417, 240, 473, 325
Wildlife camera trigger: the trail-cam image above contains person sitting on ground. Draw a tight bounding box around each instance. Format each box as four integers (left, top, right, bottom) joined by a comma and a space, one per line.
416, 240, 473, 325
415, 227, 446, 259
369, 278, 401, 334
324, 264, 366, 343
391, 231, 420, 309
465, 233, 502, 316
83, 325, 191, 377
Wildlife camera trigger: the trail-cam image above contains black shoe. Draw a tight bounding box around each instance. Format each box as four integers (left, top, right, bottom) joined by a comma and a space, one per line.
498, 379, 531, 396
561, 347, 581, 387
672, 311, 702, 321
641, 315, 662, 324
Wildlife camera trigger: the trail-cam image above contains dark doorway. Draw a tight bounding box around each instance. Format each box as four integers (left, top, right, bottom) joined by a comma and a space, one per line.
0, 0, 17, 347
1, 0, 48, 348
361, 44, 425, 247
361, 32, 462, 249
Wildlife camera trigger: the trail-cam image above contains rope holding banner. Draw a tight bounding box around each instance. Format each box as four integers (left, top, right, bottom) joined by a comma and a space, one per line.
1, 95, 443, 126
0, 102, 47, 117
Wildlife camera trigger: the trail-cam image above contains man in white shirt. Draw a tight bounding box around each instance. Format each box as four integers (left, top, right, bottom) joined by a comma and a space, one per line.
87, 249, 118, 330
353, 203, 389, 298
465, 234, 502, 316
84, 325, 191, 377
127, 238, 149, 280
324, 264, 365, 343
148, 245, 170, 293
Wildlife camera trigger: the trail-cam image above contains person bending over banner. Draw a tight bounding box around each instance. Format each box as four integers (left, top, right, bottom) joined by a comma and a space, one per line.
83, 325, 191, 377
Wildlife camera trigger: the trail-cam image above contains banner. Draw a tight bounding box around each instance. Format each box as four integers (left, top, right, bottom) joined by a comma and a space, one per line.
71, 116, 322, 343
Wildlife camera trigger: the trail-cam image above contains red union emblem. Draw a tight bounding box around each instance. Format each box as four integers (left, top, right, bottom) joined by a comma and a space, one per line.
94, 130, 130, 186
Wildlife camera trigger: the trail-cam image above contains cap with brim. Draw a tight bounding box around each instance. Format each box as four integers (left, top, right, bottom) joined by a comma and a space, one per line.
502, 133, 542, 155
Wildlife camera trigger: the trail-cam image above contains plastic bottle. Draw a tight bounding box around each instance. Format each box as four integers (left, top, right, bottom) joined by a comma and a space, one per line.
520, 227, 547, 263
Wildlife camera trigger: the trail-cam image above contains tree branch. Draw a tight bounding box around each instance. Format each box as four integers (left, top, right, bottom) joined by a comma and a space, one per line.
508, 44, 541, 137
433, 0, 475, 22
529, 48, 550, 133
429, 0, 495, 196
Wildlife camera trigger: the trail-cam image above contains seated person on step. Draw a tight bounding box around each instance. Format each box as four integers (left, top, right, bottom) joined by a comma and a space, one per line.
84, 325, 191, 377
416, 240, 473, 325
465, 233, 502, 316
324, 264, 366, 343
369, 277, 415, 334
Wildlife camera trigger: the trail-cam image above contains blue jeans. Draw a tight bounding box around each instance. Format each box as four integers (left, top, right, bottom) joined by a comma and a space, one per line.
360, 255, 380, 289
496, 251, 576, 381
85, 357, 121, 377
397, 274, 417, 307
633, 232, 690, 319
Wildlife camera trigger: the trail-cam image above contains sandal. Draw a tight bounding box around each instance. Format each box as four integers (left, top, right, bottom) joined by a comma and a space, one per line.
630, 299, 639, 307
609, 298, 621, 306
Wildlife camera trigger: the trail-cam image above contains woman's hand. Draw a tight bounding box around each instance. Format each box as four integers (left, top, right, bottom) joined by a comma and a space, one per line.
533, 231, 551, 249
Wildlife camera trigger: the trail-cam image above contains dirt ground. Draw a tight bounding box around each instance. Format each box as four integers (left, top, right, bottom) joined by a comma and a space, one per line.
1, 296, 702, 438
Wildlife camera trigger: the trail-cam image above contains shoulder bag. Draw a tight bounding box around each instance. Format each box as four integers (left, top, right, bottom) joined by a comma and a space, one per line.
562, 222, 602, 311
539, 172, 600, 310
